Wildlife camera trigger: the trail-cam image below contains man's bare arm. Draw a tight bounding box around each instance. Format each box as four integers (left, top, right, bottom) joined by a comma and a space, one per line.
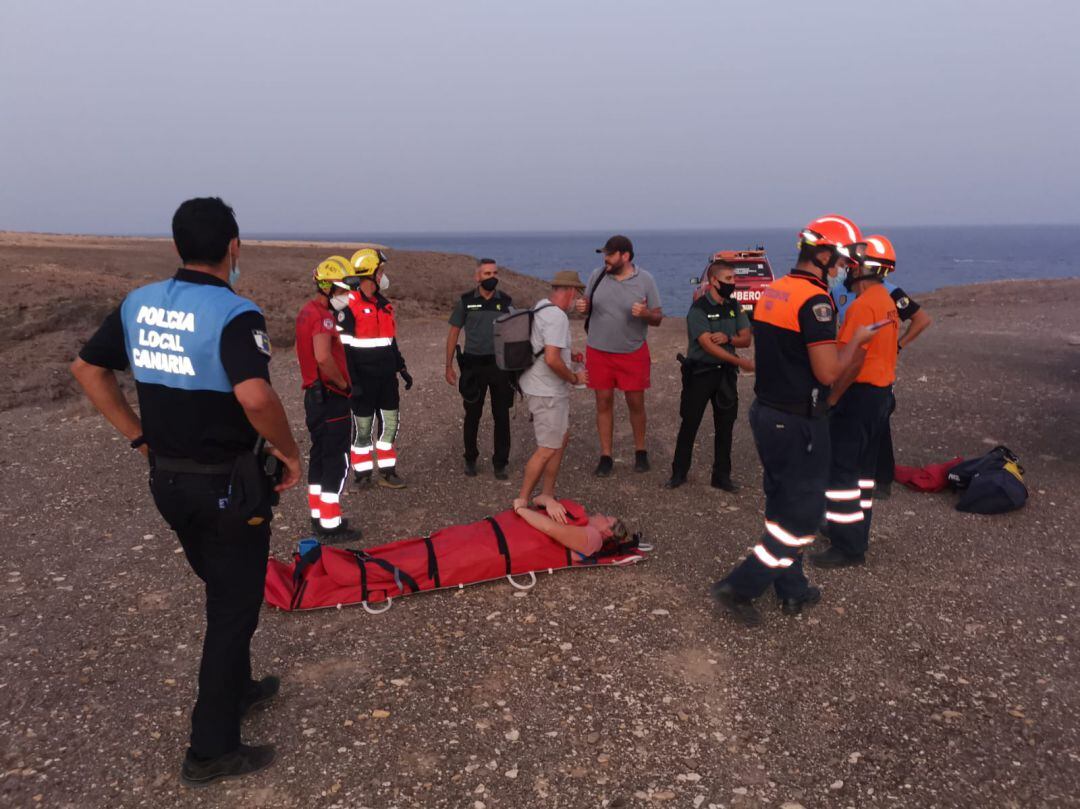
70, 358, 145, 453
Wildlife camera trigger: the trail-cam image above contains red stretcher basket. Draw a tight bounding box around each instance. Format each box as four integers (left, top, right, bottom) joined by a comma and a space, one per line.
265, 499, 649, 614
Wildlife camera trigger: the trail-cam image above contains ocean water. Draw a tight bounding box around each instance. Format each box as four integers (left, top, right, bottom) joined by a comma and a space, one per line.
263, 224, 1080, 309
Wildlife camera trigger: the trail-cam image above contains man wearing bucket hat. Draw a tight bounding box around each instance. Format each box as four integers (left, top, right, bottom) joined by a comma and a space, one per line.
517, 270, 589, 523
445, 258, 515, 479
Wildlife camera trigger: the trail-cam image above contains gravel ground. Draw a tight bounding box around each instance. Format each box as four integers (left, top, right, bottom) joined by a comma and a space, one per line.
1, 236, 1078, 808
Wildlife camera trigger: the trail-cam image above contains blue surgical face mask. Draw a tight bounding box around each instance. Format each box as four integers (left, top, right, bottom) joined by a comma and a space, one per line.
228, 262, 241, 287
828, 268, 846, 292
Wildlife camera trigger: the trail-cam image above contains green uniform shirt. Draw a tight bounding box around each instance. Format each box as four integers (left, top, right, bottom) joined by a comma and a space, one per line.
686, 292, 749, 366
448, 289, 513, 356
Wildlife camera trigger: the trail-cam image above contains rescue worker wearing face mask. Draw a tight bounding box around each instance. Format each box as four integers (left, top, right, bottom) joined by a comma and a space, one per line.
445, 258, 515, 479
830, 238, 933, 498
338, 248, 412, 489
666, 259, 754, 492
710, 215, 875, 627
811, 234, 901, 568
296, 256, 363, 542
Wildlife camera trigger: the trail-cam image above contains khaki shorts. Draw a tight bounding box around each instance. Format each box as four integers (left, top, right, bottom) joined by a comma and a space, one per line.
526, 394, 570, 449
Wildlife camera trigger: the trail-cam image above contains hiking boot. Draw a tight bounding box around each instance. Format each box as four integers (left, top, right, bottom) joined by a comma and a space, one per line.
464, 459, 478, 478
711, 477, 739, 493
708, 581, 761, 627
780, 586, 822, 616
493, 465, 509, 481
663, 475, 686, 490
634, 450, 650, 473
180, 744, 275, 788
239, 676, 280, 718
314, 519, 363, 545
354, 471, 373, 489
594, 455, 614, 477
875, 483, 892, 500
378, 470, 407, 489
810, 547, 865, 569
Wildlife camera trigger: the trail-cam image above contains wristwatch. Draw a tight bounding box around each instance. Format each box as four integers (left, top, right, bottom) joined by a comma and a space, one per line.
130, 435, 147, 450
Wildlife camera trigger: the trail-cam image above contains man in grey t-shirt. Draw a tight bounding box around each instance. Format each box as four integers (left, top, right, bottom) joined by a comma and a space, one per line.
517, 271, 588, 524
575, 235, 663, 477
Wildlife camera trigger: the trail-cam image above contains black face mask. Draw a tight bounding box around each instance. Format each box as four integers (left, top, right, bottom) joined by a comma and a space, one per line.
716, 281, 736, 298
479, 277, 498, 292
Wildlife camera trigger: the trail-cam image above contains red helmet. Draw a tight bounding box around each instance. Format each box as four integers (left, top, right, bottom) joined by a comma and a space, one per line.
862, 234, 896, 275
799, 214, 866, 265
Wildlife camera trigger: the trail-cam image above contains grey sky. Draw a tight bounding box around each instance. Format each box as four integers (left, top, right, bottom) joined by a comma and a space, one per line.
2, 0, 1078, 234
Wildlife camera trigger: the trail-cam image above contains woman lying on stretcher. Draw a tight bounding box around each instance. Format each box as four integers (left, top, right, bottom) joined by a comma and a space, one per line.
512, 496, 631, 556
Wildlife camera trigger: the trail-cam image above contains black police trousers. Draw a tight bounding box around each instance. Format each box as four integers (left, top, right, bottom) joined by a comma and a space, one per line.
150, 469, 271, 759
460, 357, 514, 468
824, 383, 891, 559
670, 365, 738, 484
722, 400, 829, 600
875, 389, 898, 487
305, 385, 352, 528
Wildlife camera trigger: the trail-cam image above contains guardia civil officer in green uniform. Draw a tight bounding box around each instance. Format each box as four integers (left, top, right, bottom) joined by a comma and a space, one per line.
445, 258, 515, 479
666, 259, 754, 491
71, 197, 301, 787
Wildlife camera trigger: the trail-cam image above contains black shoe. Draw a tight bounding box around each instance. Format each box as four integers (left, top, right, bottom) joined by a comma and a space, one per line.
493, 465, 509, 481
464, 459, 478, 478
180, 744, 275, 788
810, 547, 865, 569
354, 472, 373, 488
711, 478, 739, 493
780, 586, 822, 616
708, 581, 761, 627
664, 476, 686, 490
594, 455, 614, 477
239, 676, 280, 718
634, 450, 650, 473
378, 469, 407, 489
875, 483, 892, 500
310, 517, 320, 535
314, 519, 363, 545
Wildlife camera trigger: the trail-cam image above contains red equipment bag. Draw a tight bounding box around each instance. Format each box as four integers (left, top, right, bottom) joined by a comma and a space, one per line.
894, 457, 964, 493
265, 499, 648, 613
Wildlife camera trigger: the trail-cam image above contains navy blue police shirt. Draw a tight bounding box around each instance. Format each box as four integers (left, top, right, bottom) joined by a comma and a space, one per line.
79, 268, 272, 464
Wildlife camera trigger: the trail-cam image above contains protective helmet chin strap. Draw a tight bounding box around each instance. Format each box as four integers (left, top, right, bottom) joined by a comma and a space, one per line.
810, 248, 840, 274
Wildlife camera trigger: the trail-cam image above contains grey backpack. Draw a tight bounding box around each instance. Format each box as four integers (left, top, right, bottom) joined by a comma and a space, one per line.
493, 303, 554, 372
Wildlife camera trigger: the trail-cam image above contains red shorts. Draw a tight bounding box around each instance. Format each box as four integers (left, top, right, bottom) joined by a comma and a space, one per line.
586, 343, 651, 391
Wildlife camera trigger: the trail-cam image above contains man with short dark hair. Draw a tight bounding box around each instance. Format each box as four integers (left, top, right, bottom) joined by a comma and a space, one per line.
667, 260, 754, 491
576, 235, 663, 476
446, 258, 515, 479
71, 197, 301, 785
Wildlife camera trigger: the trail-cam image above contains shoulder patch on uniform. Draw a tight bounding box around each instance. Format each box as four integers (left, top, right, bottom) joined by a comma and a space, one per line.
252, 329, 272, 356
336, 311, 345, 322
838, 294, 848, 306
322, 317, 334, 330
896, 296, 910, 310
812, 303, 833, 322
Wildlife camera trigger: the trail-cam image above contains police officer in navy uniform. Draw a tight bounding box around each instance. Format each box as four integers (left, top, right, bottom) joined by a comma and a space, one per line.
709, 215, 874, 627
71, 198, 301, 786
445, 258, 515, 479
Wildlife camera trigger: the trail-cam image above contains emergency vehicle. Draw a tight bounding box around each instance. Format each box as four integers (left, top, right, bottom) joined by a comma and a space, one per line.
693, 247, 775, 315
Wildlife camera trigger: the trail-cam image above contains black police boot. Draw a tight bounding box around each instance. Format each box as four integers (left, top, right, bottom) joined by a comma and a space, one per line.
811, 547, 865, 569
780, 586, 822, 616
594, 455, 614, 477
634, 450, 650, 473
711, 477, 739, 493
354, 471, 373, 489
493, 465, 509, 481
180, 744, 275, 788
240, 675, 280, 718
464, 459, 478, 478
315, 519, 363, 545
709, 581, 761, 627
379, 469, 407, 489
664, 475, 686, 490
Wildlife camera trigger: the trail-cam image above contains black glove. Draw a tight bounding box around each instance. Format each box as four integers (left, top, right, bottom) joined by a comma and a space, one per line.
399, 368, 413, 390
